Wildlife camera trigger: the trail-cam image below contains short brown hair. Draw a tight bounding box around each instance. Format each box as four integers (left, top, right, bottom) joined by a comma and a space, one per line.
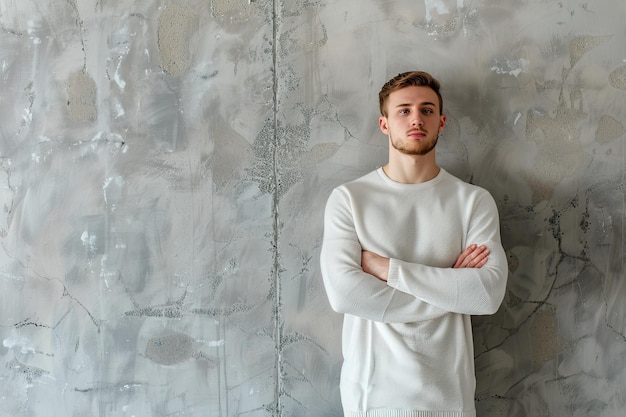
378, 71, 443, 116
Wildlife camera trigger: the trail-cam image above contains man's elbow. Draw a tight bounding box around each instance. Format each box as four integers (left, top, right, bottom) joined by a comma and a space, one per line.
325, 291, 350, 315
472, 296, 503, 316
483, 298, 504, 315
480, 277, 507, 315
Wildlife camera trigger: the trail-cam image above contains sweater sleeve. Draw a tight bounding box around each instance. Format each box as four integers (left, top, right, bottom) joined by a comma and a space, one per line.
386, 191, 508, 315
320, 187, 447, 323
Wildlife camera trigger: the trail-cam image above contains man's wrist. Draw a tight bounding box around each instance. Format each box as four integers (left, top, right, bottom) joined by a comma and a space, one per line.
386, 258, 399, 286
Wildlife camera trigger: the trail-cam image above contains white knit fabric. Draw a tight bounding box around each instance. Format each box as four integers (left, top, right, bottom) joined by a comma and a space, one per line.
321, 168, 508, 417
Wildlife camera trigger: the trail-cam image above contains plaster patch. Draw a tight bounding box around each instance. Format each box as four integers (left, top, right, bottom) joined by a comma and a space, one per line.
569, 35, 608, 68
524, 107, 587, 202
66, 70, 97, 123
608, 65, 626, 90
595, 115, 624, 144
158, 2, 197, 76
211, 0, 254, 19
530, 307, 561, 368
145, 333, 194, 365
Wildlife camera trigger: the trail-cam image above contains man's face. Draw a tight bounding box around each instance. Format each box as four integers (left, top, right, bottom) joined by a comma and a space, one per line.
379, 86, 446, 156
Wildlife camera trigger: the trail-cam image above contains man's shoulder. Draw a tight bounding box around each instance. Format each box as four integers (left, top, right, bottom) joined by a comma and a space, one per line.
335, 168, 381, 190
439, 170, 495, 199
325, 169, 382, 207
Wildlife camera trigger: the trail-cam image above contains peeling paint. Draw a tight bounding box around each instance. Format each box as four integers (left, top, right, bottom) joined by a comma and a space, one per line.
490, 57, 529, 77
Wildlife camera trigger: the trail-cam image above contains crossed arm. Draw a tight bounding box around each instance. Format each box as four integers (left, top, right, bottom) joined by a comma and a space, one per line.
361, 244, 490, 282
321, 241, 498, 323
320, 187, 508, 322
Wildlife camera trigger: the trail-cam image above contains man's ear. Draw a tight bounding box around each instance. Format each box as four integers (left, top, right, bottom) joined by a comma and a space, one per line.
439, 114, 446, 132
379, 116, 389, 135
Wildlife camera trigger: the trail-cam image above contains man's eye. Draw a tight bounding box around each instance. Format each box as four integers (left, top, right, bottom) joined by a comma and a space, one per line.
422, 109, 433, 114
400, 109, 410, 114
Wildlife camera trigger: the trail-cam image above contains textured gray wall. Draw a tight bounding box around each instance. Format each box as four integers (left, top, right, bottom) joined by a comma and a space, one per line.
0, 0, 624, 416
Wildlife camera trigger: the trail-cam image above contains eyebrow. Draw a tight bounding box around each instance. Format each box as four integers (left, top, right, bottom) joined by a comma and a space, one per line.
395, 102, 437, 108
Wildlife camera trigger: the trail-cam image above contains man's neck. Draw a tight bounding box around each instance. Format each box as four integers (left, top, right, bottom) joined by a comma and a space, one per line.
383, 153, 440, 184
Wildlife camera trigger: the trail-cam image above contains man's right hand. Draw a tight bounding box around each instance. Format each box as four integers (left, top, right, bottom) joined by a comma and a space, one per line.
453, 244, 489, 268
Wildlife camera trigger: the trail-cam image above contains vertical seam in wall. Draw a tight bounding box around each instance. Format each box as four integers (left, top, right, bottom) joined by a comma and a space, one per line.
271, 0, 283, 415
622, 125, 625, 310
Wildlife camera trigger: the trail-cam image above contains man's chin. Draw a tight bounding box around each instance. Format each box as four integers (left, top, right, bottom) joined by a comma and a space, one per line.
392, 144, 437, 156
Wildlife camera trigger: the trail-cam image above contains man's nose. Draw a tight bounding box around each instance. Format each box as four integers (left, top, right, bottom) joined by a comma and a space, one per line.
411, 116, 423, 126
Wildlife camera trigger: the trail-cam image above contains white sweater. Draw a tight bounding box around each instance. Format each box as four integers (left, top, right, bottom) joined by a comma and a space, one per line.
320, 168, 508, 417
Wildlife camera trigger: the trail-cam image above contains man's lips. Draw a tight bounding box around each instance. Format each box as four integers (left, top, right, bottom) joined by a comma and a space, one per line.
407, 130, 426, 138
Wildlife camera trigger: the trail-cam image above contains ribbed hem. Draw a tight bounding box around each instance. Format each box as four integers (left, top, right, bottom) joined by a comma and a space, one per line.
344, 410, 475, 417
386, 258, 400, 287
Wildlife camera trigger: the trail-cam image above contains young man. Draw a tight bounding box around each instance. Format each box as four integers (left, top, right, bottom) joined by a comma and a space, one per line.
320, 71, 508, 417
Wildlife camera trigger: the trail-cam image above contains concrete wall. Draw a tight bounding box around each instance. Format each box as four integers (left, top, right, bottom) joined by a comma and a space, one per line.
1, 0, 624, 415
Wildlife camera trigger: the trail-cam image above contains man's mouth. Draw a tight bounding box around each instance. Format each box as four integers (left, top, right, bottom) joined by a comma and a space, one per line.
407, 130, 426, 138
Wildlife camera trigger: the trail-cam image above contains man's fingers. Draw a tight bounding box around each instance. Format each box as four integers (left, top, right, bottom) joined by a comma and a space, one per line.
454, 244, 489, 268
470, 251, 489, 267
475, 257, 488, 268
466, 246, 489, 267
453, 244, 476, 268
